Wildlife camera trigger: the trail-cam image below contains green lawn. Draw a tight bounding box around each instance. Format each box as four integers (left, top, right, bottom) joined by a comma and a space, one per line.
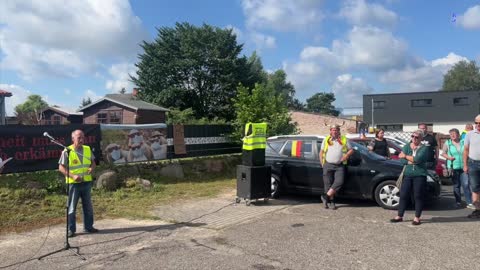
0, 175, 235, 234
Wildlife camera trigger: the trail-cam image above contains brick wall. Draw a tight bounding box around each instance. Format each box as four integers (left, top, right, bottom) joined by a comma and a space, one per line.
290, 111, 359, 135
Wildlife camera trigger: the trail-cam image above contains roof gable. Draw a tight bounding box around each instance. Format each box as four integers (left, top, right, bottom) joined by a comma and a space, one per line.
78, 94, 169, 112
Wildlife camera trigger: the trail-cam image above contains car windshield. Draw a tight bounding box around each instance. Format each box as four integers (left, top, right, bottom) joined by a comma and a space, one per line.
351, 141, 387, 161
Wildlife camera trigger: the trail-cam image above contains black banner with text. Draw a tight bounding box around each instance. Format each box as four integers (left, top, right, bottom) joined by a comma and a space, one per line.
0, 124, 101, 174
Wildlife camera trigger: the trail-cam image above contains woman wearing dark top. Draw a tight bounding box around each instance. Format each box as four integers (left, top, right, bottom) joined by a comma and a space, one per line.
390, 129, 428, 226
368, 129, 391, 158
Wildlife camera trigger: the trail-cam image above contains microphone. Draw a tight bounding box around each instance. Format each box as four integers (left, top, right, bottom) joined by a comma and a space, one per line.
43, 132, 55, 141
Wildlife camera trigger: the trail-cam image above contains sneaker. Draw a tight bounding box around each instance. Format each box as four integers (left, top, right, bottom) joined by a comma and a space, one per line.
68, 231, 75, 237
84, 228, 99, 233
467, 210, 480, 219
467, 204, 476, 210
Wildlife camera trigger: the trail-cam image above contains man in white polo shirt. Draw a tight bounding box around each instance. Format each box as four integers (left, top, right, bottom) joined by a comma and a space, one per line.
463, 114, 480, 218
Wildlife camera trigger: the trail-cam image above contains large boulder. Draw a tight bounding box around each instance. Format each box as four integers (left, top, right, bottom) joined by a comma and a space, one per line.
96, 170, 121, 191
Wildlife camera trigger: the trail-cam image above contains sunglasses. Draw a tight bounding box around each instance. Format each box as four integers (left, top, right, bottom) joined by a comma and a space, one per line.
130, 146, 141, 150
411, 135, 420, 139
475, 122, 480, 125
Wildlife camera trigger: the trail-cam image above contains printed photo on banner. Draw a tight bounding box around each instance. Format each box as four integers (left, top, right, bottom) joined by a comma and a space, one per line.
101, 127, 168, 165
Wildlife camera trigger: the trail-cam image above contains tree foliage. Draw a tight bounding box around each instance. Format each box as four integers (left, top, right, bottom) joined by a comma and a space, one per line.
80, 97, 92, 108
132, 22, 261, 121
14, 95, 48, 125
441, 60, 480, 91
233, 83, 297, 139
166, 108, 226, 125
305, 92, 339, 116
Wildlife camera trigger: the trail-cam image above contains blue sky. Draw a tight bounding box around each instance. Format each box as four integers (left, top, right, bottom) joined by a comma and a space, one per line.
1, 0, 480, 116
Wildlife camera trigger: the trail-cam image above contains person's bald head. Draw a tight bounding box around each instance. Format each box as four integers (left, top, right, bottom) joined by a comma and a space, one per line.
475, 114, 480, 131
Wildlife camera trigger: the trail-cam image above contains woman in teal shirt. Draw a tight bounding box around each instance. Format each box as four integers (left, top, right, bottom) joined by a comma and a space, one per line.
390, 129, 428, 225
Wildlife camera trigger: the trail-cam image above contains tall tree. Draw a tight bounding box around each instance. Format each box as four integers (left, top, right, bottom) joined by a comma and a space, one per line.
80, 97, 92, 108
132, 22, 259, 121
305, 92, 339, 116
441, 60, 480, 91
233, 83, 297, 138
267, 70, 297, 109
14, 95, 48, 125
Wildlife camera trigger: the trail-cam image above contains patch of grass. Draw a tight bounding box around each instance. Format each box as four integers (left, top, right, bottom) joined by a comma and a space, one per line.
0, 176, 235, 234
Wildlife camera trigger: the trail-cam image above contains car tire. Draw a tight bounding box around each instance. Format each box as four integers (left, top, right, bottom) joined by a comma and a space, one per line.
374, 180, 400, 210
271, 174, 282, 199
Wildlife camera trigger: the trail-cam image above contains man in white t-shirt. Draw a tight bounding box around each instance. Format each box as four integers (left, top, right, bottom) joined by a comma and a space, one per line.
463, 114, 480, 218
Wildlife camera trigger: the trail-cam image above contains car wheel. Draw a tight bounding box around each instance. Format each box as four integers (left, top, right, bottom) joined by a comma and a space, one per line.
374, 180, 400, 210
271, 174, 282, 199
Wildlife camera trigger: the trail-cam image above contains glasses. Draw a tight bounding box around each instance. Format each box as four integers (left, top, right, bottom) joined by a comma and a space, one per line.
130, 146, 141, 150
411, 135, 420, 139
475, 122, 480, 125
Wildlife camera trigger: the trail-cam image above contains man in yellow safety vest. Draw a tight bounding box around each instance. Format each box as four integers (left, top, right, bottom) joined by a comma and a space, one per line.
58, 129, 98, 237
320, 124, 354, 209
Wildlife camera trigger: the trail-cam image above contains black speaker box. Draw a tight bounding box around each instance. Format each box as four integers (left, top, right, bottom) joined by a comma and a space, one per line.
242, 149, 265, 166
236, 165, 271, 200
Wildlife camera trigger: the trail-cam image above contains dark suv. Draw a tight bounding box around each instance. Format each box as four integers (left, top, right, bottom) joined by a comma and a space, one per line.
266, 135, 441, 210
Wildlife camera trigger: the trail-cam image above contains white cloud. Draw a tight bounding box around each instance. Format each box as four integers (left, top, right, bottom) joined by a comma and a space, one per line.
380, 52, 468, 91
84, 89, 103, 103
241, 0, 324, 32
331, 74, 373, 107
0, 84, 31, 116
339, 0, 398, 28
458, 5, 480, 29
0, 0, 148, 79
251, 32, 277, 50
105, 63, 138, 92
284, 26, 416, 99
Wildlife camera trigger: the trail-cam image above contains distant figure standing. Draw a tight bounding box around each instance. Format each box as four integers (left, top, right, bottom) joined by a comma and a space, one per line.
441, 128, 473, 209
367, 128, 391, 158
418, 123, 438, 170
461, 123, 473, 140
463, 115, 480, 218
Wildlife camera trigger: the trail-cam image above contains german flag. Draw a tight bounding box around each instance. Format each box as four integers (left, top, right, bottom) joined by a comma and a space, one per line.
291, 140, 303, 157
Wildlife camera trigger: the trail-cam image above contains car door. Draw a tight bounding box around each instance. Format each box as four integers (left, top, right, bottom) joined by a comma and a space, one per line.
280, 139, 318, 188
342, 145, 374, 197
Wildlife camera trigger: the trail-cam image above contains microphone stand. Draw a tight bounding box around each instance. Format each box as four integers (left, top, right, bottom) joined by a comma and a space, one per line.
38, 137, 86, 261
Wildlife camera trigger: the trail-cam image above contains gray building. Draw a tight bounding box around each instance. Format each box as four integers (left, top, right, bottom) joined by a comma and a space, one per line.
363, 90, 479, 133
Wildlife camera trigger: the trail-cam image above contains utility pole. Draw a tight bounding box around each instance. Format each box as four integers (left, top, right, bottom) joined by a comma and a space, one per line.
371, 99, 374, 131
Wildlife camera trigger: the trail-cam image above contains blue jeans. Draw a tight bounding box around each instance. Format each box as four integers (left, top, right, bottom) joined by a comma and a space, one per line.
68, 181, 94, 233
452, 170, 472, 204
468, 159, 480, 193
398, 176, 427, 218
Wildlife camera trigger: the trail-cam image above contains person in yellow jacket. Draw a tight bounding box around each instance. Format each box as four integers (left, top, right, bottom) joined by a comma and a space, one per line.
58, 129, 98, 237
320, 124, 354, 209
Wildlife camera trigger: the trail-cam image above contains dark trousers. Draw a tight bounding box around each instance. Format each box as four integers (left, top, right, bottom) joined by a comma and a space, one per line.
397, 176, 427, 218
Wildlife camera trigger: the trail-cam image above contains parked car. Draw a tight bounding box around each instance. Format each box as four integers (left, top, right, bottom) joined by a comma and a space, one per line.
266, 135, 441, 210
350, 136, 448, 182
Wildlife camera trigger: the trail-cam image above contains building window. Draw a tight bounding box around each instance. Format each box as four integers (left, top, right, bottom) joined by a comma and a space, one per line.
411, 99, 432, 107
453, 97, 468, 106
97, 113, 108, 124
52, 115, 61, 125
373, 101, 385, 109
377, 124, 403, 131
109, 111, 122, 124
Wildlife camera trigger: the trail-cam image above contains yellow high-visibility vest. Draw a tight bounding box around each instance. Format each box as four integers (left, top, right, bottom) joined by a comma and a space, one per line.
242, 122, 267, 151
66, 145, 93, 184
322, 135, 348, 165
